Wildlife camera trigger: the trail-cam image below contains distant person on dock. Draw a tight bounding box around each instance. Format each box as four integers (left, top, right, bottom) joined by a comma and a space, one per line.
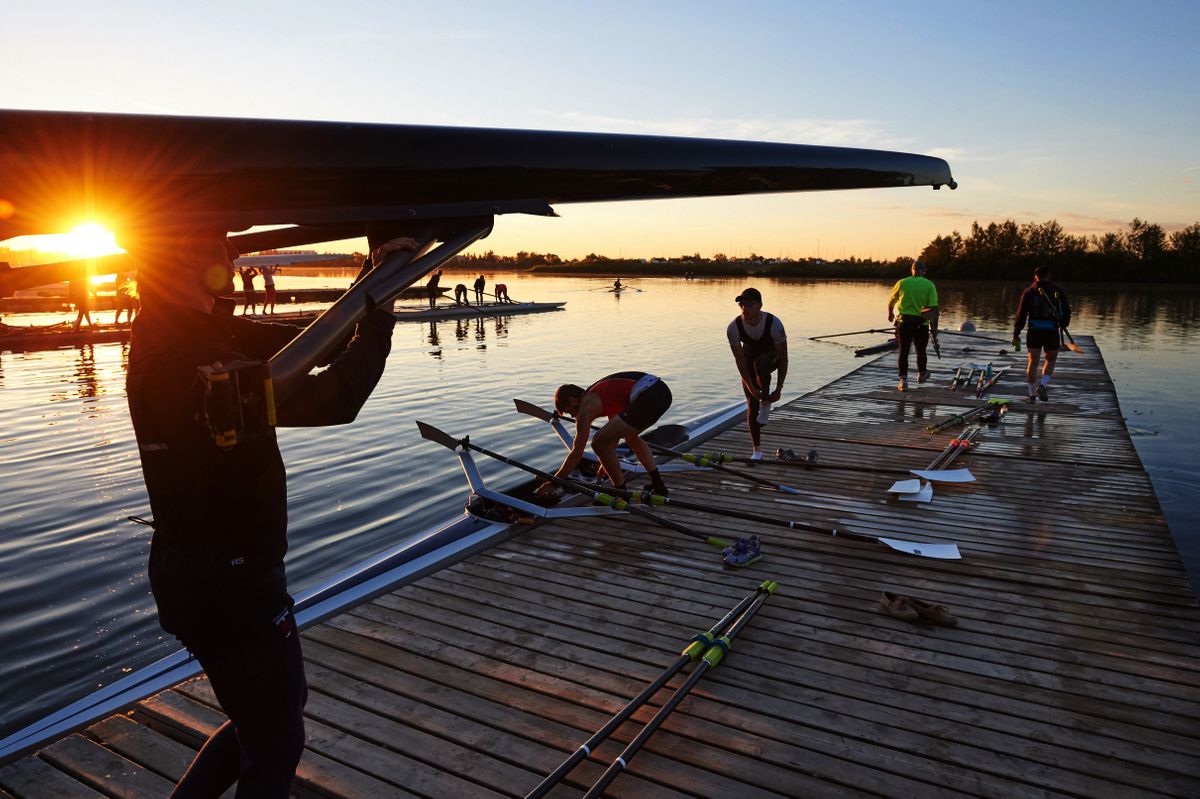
113, 278, 139, 325
262, 265, 277, 314
494, 282, 512, 303
1013, 265, 1071, 403
728, 287, 788, 460
125, 229, 420, 798
426, 268, 443, 309
543, 372, 672, 495
238, 266, 259, 315
473, 274, 486, 304
69, 278, 94, 331
886, 260, 939, 391
453, 283, 470, 306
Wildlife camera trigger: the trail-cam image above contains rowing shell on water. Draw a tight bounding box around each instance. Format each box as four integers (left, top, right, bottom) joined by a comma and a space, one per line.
396, 300, 565, 321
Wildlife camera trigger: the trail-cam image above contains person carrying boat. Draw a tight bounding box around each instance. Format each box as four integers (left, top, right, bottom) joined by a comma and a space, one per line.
542, 371, 672, 495
261, 265, 277, 314
125, 229, 421, 798
425, 268, 443, 309
237, 266, 259, 315
728, 287, 788, 460
886, 260, 939, 391
1013, 265, 1071, 403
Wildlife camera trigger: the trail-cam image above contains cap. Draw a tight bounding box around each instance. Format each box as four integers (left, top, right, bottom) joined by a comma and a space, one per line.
735, 287, 762, 304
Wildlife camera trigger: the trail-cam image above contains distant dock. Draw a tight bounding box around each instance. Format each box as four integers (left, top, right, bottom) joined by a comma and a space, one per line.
3, 335, 1198, 797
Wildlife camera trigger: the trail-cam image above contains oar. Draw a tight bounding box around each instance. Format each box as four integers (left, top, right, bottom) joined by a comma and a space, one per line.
1060, 326, 1084, 354
415, 421, 753, 560
513, 399, 801, 495
808, 327, 893, 340
937, 330, 1010, 344
926, 399, 1008, 432
582, 584, 777, 798
591, 484, 960, 559
525, 580, 775, 799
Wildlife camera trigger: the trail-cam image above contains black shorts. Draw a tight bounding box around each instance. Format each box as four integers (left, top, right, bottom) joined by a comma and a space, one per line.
1026, 328, 1060, 351
618, 379, 672, 431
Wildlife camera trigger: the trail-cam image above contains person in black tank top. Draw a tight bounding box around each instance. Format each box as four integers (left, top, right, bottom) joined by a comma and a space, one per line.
727, 288, 788, 459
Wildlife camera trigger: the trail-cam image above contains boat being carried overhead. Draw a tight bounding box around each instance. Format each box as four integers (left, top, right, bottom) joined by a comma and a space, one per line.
0, 109, 956, 764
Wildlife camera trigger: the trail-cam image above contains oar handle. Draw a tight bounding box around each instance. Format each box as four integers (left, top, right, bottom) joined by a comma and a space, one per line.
581, 585, 776, 799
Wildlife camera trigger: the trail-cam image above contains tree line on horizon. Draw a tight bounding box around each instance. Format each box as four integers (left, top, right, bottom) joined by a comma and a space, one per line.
448, 218, 1200, 282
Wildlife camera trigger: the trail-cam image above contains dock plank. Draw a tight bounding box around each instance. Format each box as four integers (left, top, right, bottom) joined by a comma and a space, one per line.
8, 335, 1200, 797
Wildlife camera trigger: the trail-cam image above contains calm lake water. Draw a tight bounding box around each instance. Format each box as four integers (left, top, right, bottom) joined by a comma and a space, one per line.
1, 274, 1197, 739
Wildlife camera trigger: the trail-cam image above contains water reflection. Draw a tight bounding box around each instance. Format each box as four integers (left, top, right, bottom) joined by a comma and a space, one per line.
0, 274, 1198, 743
75, 345, 99, 399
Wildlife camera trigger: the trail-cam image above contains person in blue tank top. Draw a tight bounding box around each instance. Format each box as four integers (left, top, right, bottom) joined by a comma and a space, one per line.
1013, 265, 1071, 403
727, 287, 788, 460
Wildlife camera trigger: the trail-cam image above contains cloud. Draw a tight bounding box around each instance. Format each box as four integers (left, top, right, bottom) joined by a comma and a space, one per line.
533, 111, 933, 150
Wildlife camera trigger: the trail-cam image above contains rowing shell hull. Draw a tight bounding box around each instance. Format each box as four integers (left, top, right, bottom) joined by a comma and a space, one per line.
395, 300, 565, 322
0, 110, 956, 237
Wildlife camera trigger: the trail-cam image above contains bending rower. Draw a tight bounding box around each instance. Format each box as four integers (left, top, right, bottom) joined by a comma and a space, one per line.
542, 371, 672, 496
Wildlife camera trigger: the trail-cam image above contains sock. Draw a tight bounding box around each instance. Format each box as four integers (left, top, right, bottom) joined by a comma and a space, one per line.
1028, 382, 1037, 395
1041, 374, 1052, 386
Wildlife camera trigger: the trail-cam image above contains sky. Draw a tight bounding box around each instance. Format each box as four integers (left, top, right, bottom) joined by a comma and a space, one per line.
3, 0, 1198, 260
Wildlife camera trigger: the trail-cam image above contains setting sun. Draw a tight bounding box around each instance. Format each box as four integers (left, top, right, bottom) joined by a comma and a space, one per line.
7, 222, 126, 262
60, 222, 122, 258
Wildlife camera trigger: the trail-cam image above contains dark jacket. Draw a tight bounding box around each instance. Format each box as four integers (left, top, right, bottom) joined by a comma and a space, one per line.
127, 302, 394, 640
1013, 280, 1071, 337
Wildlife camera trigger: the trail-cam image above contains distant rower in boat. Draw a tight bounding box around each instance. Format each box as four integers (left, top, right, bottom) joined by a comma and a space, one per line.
543, 371, 672, 496
729, 287, 788, 460
125, 230, 420, 797
1013, 265, 1072, 403
613, 278, 623, 291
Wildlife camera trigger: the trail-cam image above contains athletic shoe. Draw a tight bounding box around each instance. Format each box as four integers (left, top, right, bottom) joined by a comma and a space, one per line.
1024, 394, 1037, 404
897, 377, 909, 392
722, 535, 762, 568
1036, 384, 1049, 402
757, 401, 771, 425
750, 449, 764, 462
918, 370, 930, 384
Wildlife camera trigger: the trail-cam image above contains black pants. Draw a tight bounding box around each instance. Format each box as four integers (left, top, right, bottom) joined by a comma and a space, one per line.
742, 351, 778, 447
171, 609, 307, 799
895, 316, 929, 378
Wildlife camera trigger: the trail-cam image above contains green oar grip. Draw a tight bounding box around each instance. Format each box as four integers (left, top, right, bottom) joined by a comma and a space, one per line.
706, 452, 734, 463
702, 636, 732, 668
681, 631, 716, 660
594, 493, 628, 511
705, 535, 731, 548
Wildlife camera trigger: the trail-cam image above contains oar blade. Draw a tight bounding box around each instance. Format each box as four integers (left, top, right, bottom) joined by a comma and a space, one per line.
878, 537, 962, 559
513, 397, 554, 421
415, 420, 460, 450
897, 482, 934, 503
887, 478, 923, 494
910, 468, 975, 483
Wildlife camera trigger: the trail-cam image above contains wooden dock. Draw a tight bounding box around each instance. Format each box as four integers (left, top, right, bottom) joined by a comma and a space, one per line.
3, 335, 1199, 798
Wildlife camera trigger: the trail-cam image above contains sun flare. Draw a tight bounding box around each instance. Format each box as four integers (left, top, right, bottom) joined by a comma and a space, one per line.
60, 222, 123, 258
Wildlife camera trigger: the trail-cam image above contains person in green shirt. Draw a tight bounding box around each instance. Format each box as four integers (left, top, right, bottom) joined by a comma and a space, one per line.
886, 261, 939, 391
